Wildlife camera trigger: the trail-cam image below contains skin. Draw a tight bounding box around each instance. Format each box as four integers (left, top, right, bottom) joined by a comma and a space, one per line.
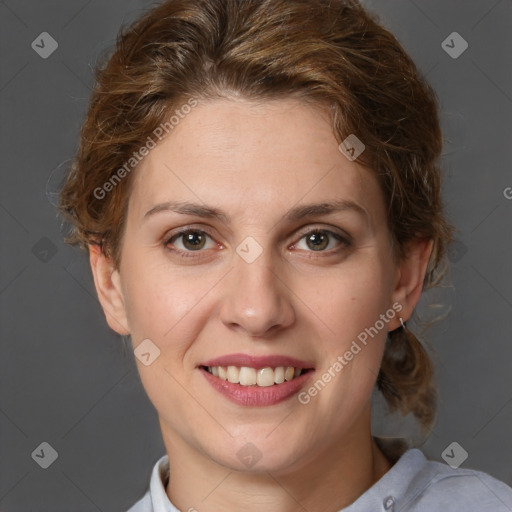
90, 97, 433, 512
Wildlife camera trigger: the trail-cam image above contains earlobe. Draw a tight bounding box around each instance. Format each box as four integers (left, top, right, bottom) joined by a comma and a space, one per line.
389, 238, 434, 330
89, 244, 130, 335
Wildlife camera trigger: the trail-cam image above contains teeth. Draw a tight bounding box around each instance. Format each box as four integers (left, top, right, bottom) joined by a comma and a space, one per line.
206, 365, 305, 386
274, 366, 285, 384
218, 366, 228, 380
227, 365, 240, 383
257, 367, 275, 387
239, 366, 257, 386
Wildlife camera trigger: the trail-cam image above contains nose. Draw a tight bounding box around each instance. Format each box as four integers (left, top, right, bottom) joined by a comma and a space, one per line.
219, 248, 296, 338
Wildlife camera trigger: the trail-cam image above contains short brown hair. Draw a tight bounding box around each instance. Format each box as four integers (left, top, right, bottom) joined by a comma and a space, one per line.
59, 0, 453, 434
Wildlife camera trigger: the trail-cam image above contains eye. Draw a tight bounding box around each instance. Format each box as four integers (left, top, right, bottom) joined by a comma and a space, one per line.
293, 228, 350, 253
164, 226, 351, 259
165, 229, 216, 254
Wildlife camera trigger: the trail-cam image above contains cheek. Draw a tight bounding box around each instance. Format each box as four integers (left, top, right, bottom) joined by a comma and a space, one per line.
307, 255, 393, 342
120, 254, 210, 348
302, 260, 392, 413
119, 258, 213, 412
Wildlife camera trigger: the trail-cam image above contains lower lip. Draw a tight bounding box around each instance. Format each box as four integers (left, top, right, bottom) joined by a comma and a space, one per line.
200, 368, 314, 406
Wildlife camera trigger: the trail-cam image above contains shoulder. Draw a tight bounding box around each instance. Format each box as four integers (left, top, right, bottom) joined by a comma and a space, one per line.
125, 491, 152, 512
399, 449, 512, 511
124, 449, 512, 512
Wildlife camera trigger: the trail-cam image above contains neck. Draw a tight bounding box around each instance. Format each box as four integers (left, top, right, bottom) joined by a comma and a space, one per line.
160, 415, 392, 512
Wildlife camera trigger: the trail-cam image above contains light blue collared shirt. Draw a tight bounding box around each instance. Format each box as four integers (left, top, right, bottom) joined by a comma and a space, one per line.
126, 448, 512, 511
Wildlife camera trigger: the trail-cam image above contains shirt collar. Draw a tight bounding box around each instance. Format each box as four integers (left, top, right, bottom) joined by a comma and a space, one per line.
342, 448, 428, 511
149, 454, 179, 512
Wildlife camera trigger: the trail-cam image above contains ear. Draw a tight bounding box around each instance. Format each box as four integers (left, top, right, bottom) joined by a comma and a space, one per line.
388, 238, 434, 330
89, 244, 130, 335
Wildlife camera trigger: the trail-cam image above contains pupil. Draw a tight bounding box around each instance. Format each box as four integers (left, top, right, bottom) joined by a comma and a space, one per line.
307, 232, 328, 251
184, 232, 205, 250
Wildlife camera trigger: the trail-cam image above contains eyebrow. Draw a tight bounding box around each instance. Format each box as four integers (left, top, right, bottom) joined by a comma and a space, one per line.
143, 198, 369, 224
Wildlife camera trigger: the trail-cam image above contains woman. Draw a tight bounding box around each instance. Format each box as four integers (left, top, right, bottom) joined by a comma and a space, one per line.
59, 0, 512, 510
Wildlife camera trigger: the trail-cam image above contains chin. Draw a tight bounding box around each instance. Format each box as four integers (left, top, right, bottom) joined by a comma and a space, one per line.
201, 425, 310, 474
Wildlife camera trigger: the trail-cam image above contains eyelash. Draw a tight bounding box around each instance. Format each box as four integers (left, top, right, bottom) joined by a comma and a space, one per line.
164, 226, 352, 259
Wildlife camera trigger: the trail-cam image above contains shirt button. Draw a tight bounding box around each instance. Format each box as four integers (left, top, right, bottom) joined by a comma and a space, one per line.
383, 495, 396, 510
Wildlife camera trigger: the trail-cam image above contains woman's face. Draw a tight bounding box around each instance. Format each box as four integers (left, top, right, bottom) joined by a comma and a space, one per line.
94, 97, 425, 473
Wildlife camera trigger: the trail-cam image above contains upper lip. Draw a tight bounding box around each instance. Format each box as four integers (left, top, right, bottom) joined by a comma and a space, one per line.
200, 353, 314, 369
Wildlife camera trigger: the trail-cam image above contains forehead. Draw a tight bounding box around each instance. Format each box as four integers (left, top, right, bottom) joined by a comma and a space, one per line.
127, 98, 385, 226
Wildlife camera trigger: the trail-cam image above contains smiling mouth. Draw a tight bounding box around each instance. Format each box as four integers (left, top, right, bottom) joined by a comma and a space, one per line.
200, 365, 312, 387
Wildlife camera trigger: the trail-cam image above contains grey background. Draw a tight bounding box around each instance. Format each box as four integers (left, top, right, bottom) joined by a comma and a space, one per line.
0, 0, 511, 510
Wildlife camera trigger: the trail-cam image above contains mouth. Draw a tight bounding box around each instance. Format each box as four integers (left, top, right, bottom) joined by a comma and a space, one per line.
198, 354, 315, 406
